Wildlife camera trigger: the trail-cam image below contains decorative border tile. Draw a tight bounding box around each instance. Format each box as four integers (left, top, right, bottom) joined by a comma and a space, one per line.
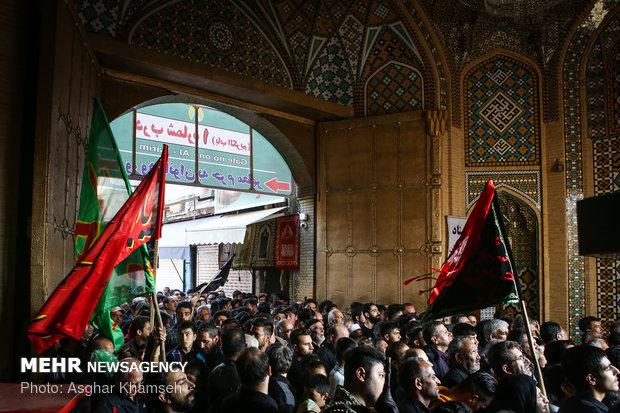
466, 171, 541, 211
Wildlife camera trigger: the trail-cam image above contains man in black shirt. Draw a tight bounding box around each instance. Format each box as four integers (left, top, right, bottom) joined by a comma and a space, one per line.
221, 347, 278, 413
397, 357, 440, 413
560, 345, 619, 413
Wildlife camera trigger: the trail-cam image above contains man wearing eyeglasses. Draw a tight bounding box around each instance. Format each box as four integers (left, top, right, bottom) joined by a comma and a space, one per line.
486, 340, 532, 380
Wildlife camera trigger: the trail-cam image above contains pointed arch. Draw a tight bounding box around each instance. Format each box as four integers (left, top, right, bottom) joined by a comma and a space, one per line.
467, 185, 542, 320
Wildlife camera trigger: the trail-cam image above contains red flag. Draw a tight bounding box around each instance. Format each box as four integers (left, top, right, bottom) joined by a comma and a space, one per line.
27, 146, 168, 353
428, 180, 496, 304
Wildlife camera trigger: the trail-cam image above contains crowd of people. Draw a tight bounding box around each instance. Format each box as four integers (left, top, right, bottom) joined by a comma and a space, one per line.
51, 287, 620, 413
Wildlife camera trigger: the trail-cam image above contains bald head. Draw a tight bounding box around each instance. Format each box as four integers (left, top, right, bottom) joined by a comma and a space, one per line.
403, 347, 430, 363
327, 323, 349, 345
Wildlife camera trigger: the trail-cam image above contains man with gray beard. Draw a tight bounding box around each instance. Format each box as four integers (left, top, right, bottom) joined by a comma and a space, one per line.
442, 336, 481, 388
305, 319, 325, 350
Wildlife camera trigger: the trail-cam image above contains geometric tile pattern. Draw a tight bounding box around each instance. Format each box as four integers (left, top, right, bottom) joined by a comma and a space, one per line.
74, 0, 437, 115
306, 37, 354, 105
585, 14, 620, 336
465, 56, 541, 166
466, 171, 541, 211
129, 0, 292, 88
338, 15, 364, 78
478, 90, 526, 134
563, 26, 591, 342
365, 63, 423, 115
594, 136, 620, 330
497, 193, 540, 321
412, 0, 591, 126
361, 27, 424, 86
606, 43, 620, 135
74, 0, 120, 38
401, 0, 446, 110
587, 40, 606, 138
359, 26, 426, 114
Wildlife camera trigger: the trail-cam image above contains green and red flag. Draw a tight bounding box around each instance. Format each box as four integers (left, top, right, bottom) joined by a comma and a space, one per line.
406, 180, 520, 324
74, 99, 157, 352
26, 141, 168, 354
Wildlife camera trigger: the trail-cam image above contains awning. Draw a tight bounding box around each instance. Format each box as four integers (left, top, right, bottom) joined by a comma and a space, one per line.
185, 207, 286, 245
159, 216, 219, 260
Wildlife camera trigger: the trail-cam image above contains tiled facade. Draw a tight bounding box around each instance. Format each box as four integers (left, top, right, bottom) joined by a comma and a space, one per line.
70, 0, 620, 328
464, 57, 540, 167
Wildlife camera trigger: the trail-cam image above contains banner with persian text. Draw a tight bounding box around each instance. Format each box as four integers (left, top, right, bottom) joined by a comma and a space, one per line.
111, 103, 293, 196
275, 214, 299, 270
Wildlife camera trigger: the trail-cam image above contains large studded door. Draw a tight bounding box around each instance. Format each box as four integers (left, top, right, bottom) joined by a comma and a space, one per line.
30, 0, 100, 315
316, 111, 445, 311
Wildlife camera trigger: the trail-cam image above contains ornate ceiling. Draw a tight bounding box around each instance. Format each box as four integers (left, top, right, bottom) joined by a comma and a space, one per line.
75, 0, 613, 117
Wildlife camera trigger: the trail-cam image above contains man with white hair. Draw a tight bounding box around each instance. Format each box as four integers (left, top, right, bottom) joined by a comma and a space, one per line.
305, 319, 325, 349
443, 336, 481, 388
482, 319, 509, 343
327, 308, 345, 326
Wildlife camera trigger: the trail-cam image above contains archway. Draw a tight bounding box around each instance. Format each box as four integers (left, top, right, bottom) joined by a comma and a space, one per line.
109, 98, 310, 302
497, 191, 540, 320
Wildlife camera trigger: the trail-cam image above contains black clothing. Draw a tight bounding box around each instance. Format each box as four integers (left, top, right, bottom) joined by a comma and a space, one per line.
287, 358, 305, 398
268, 374, 295, 413
221, 387, 278, 413
442, 366, 469, 388
396, 397, 430, 413
93, 392, 148, 413
489, 374, 537, 413
206, 358, 241, 409
559, 395, 609, 413
360, 324, 375, 339
318, 342, 338, 373
202, 348, 225, 375
423, 345, 448, 380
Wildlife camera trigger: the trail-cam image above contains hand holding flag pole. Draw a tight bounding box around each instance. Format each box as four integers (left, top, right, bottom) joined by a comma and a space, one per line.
151, 239, 166, 362
27, 145, 168, 354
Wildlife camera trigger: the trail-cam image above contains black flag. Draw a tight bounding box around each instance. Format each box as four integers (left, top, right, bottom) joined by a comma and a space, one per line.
413, 181, 519, 324
189, 253, 235, 294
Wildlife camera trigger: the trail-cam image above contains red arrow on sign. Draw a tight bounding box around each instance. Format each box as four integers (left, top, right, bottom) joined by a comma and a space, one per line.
264, 178, 290, 193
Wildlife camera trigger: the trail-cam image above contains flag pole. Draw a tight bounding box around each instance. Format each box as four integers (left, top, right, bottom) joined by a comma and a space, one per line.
494, 192, 548, 399
151, 239, 166, 362
519, 299, 547, 400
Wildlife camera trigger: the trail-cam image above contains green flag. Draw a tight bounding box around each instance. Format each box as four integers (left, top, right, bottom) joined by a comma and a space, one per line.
75, 98, 155, 352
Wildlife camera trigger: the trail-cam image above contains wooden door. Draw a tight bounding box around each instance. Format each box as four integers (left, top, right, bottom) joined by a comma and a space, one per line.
30, 0, 100, 315
316, 111, 446, 311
